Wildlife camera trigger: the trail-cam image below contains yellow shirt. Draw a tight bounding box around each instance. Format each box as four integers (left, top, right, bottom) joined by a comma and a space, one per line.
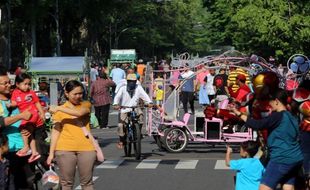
155, 89, 164, 101
52, 101, 95, 151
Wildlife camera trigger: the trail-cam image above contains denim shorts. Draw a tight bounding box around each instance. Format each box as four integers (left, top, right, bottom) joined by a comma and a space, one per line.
261, 160, 302, 189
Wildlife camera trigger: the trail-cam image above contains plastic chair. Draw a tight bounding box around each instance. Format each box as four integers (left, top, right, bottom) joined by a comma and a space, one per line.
171, 113, 191, 126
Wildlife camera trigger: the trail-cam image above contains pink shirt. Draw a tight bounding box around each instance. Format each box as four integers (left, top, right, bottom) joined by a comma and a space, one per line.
196, 70, 209, 85
170, 70, 180, 86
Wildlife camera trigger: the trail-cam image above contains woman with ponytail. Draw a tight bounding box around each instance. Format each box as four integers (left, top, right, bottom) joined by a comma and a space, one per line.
230, 88, 303, 190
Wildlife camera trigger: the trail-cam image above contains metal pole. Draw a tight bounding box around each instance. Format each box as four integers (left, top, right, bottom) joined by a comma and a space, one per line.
115, 27, 130, 49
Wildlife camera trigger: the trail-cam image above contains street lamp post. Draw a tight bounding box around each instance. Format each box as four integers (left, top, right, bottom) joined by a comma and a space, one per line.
114, 27, 130, 49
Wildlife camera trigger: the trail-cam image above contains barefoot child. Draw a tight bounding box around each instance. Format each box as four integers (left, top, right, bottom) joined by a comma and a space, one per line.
10, 73, 45, 163
226, 141, 264, 190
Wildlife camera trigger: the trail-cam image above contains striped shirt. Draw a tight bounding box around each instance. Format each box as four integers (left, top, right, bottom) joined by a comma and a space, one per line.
90, 79, 115, 107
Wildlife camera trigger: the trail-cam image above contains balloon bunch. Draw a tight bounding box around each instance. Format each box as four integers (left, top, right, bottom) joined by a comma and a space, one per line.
287, 54, 310, 75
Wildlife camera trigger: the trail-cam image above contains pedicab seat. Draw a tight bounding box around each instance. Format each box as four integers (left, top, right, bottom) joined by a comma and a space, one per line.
171, 113, 191, 126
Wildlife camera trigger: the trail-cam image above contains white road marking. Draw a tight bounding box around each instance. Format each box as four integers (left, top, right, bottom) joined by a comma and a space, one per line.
96, 160, 124, 169
75, 176, 99, 189
136, 159, 161, 169
175, 160, 198, 169
214, 160, 230, 170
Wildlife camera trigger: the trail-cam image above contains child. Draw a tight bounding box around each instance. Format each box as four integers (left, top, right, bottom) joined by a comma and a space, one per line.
225, 141, 264, 190
155, 85, 164, 106
10, 73, 45, 163
0, 134, 11, 189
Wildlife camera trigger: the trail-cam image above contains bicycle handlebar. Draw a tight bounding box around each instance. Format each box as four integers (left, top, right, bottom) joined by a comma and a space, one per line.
119, 105, 154, 109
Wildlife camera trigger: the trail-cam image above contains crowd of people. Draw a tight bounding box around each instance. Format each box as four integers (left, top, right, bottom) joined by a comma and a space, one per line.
0, 56, 309, 190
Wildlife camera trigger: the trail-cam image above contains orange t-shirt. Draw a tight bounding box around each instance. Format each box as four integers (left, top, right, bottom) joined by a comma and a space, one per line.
137, 64, 146, 76
52, 101, 95, 151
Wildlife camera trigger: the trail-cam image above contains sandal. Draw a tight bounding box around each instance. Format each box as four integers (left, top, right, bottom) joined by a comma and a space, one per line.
28, 153, 41, 163
116, 142, 124, 149
16, 149, 32, 157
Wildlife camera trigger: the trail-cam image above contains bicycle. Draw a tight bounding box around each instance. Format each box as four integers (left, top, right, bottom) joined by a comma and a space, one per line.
119, 106, 150, 160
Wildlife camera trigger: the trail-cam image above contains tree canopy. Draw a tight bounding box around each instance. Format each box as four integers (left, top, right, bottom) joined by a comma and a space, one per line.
0, 0, 309, 68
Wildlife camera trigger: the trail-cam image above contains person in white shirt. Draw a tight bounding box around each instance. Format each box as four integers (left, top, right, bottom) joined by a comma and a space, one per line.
205, 68, 216, 102
90, 64, 99, 82
113, 74, 152, 149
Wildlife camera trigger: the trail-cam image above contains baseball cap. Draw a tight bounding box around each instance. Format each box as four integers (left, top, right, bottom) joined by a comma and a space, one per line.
126, 73, 137, 81
236, 74, 246, 81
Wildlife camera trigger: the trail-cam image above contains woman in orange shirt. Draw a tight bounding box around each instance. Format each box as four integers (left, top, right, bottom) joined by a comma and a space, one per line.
47, 80, 96, 190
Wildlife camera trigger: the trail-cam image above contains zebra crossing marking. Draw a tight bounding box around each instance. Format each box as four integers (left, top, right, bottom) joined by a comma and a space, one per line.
96, 160, 124, 169
75, 176, 98, 190
175, 160, 198, 169
136, 159, 161, 169
214, 160, 230, 170
93, 159, 228, 170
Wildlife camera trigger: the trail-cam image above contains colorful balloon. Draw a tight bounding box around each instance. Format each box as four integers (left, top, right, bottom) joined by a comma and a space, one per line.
299, 62, 309, 73
290, 62, 298, 72
294, 56, 305, 65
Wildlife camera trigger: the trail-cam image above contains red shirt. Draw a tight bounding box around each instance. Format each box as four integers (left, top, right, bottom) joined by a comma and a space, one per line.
228, 84, 251, 103
11, 89, 43, 126
90, 79, 115, 107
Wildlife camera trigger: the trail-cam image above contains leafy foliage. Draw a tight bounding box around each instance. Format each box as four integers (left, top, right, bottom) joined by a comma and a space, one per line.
1, 0, 309, 68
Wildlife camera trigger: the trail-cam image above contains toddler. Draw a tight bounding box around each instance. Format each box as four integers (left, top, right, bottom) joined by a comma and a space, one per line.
155, 85, 164, 106
226, 141, 264, 190
10, 73, 45, 163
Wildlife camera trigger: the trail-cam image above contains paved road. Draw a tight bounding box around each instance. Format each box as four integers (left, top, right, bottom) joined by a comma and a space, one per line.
72, 109, 240, 190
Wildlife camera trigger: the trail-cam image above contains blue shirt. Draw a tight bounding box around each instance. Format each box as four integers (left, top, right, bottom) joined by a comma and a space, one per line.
179, 71, 196, 92
0, 100, 23, 152
245, 111, 303, 164
90, 68, 98, 81
230, 158, 264, 190
110, 68, 126, 85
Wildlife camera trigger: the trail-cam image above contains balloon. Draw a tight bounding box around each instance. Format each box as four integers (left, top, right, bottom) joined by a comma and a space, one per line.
299, 63, 309, 73
299, 101, 310, 117
294, 56, 305, 65
290, 62, 298, 72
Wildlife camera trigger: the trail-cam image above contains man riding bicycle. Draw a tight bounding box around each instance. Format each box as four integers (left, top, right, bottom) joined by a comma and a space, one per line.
113, 73, 153, 149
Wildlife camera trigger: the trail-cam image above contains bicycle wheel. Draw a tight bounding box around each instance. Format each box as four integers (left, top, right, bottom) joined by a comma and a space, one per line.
163, 127, 188, 153
133, 124, 141, 160
123, 134, 132, 157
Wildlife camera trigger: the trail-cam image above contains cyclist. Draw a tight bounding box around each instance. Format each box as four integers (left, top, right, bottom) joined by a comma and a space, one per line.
113, 73, 153, 149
